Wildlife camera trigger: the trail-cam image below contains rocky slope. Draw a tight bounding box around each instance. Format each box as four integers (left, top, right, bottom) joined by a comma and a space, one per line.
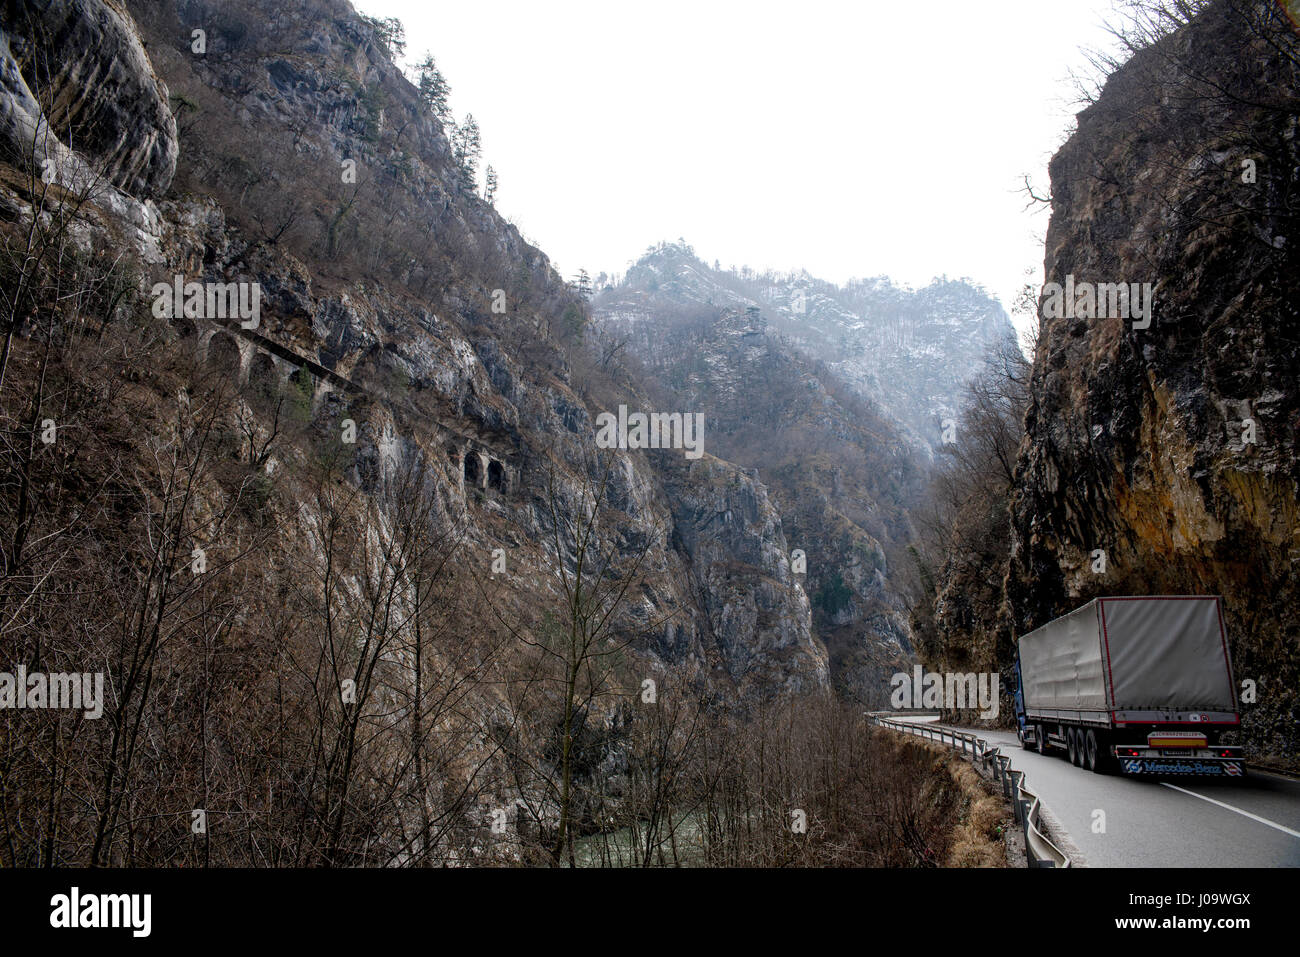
0, 0, 832, 863
1, 0, 177, 199
592, 243, 1019, 702
593, 252, 930, 703
917, 0, 1299, 762
127, 0, 829, 694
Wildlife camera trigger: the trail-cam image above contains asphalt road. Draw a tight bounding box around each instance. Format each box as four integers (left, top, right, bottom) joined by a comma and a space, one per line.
894, 718, 1300, 867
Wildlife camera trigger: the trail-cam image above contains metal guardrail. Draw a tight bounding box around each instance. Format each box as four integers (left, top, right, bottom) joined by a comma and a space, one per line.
869, 714, 1072, 868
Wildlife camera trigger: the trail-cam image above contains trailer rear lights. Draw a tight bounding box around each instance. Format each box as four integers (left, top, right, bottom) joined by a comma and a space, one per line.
1119, 747, 1142, 757
1148, 733, 1206, 748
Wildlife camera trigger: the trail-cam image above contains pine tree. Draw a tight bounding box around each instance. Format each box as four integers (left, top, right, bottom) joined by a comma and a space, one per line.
363, 16, 405, 60
415, 54, 451, 125
451, 114, 481, 187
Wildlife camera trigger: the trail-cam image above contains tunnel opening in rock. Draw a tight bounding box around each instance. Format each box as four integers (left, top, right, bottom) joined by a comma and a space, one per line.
487, 459, 504, 492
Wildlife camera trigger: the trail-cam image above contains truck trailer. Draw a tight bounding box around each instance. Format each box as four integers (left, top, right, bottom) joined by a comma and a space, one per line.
1012, 596, 1244, 776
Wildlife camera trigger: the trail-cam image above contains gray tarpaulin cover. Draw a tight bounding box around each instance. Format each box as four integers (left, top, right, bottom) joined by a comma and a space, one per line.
1018, 597, 1235, 712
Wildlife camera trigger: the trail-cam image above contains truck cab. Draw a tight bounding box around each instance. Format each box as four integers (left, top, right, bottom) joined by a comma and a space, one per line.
1013, 655, 1036, 750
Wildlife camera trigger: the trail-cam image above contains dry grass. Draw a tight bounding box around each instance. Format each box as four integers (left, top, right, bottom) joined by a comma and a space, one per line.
945, 760, 1009, 868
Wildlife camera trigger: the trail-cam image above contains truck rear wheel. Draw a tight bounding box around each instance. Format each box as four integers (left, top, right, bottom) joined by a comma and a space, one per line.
1019, 726, 1033, 750
1067, 727, 1079, 766
1089, 730, 1114, 774
1036, 724, 1048, 755
1085, 730, 1099, 772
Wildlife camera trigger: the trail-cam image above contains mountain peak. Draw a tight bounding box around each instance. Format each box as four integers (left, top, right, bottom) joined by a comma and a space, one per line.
598, 249, 1014, 455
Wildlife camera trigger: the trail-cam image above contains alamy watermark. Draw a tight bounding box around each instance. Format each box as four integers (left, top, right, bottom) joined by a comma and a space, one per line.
50, 887, 150, 937
889, 666, 999, 719
595, 405, 704, 459
1041, 274, 1153, 329
0, 666, 104, 719
151, 275, 261, 329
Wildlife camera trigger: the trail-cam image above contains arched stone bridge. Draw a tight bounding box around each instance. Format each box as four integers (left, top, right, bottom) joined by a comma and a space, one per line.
194, 318, 357, 408
191, 318, 516, 498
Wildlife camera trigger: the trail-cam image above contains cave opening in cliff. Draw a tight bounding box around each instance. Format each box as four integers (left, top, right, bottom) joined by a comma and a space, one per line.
487, 459, 504, 492
464, 452, 481, 487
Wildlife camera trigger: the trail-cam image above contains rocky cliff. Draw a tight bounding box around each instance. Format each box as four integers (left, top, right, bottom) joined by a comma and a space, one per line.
594, 247, 934, 703
1008, 0, 1299, 764
125, 0, 830, 693
0, 0, 177, 199
913, 0, 1300, 761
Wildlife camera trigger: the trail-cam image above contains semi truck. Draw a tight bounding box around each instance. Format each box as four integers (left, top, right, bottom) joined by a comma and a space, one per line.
1012, 596, 1244, 777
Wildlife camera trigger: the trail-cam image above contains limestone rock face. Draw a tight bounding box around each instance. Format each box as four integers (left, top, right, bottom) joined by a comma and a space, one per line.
593, 272, 920, 705
1007, 1, 1300, 763
0, 0, 178, 199
662, 457, 830, 695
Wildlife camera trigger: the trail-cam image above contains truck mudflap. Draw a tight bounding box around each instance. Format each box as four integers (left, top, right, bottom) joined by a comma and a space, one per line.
1114, 737, 1245, 776
1117, 757, 1246, 777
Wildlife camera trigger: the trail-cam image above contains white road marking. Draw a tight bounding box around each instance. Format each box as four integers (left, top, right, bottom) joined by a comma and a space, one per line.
1161, 783, 1300, 839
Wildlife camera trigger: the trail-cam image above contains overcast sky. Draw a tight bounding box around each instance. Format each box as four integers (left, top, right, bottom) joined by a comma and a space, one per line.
353, 0, 1126, 335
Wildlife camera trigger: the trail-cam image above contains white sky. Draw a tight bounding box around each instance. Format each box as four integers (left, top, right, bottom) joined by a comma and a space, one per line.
353, 0, 1126, 335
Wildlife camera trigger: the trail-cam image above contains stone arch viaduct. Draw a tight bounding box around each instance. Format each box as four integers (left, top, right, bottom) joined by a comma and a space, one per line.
190, 318, 516, 497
